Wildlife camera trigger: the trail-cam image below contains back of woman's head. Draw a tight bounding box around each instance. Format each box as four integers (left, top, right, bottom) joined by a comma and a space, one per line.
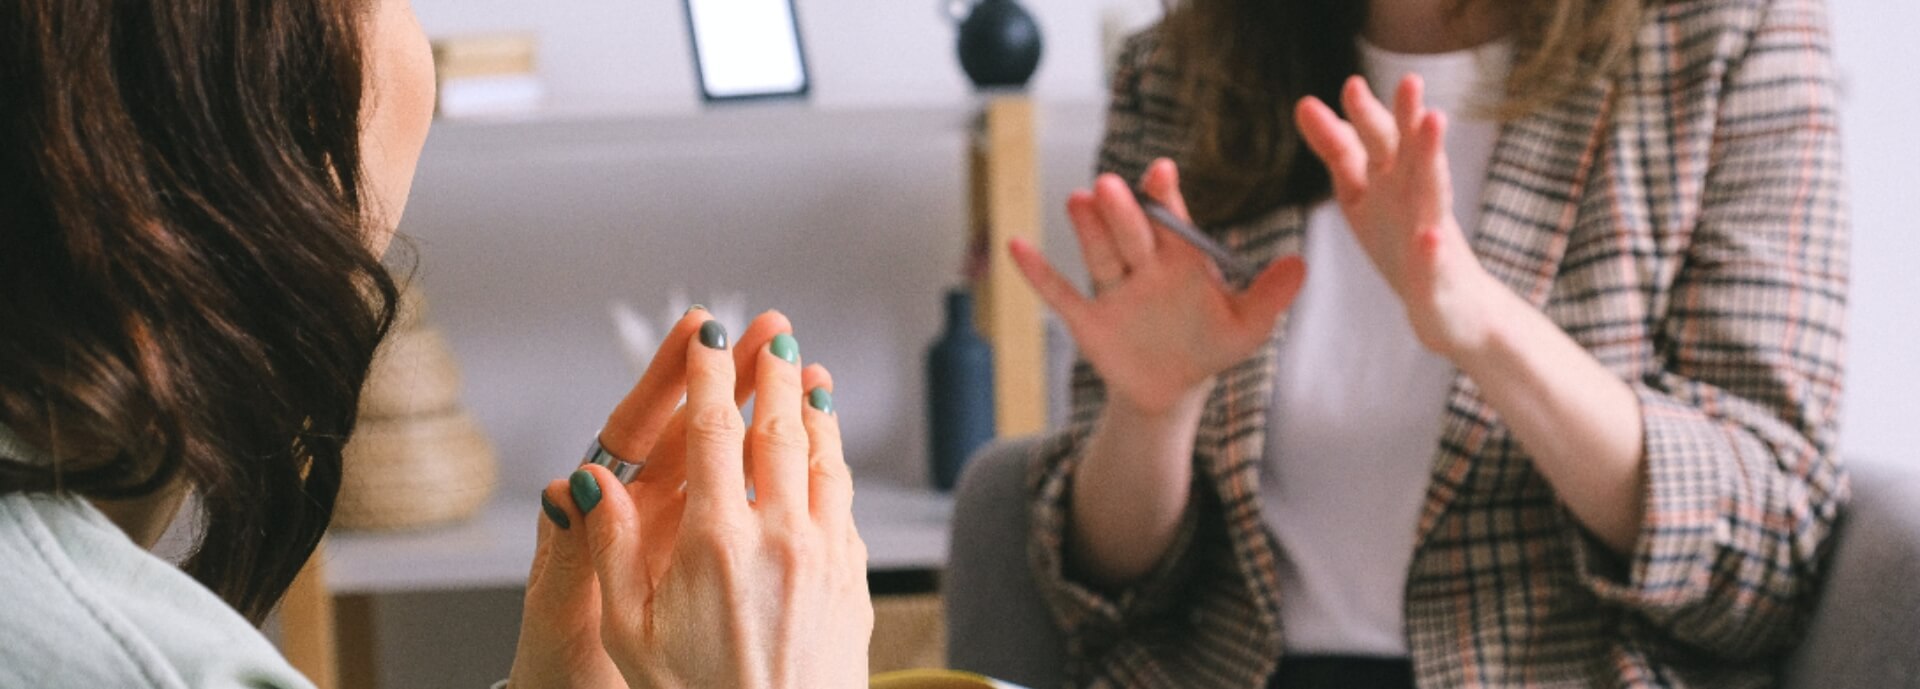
0, 1, 399, 622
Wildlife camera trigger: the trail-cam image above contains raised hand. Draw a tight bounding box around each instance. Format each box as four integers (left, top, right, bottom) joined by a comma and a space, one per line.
510, 309, 839, 689
572, 310, 869, 689
1010, 159, 1308, 416
1295, 75, 1500, 356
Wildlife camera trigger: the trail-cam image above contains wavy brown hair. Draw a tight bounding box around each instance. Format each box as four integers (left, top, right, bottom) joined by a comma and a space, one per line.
0, 1, 399, 622
1160, 0, 1644, 225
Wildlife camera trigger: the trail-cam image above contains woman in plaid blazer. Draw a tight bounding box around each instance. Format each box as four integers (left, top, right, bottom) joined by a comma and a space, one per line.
1006, 0, 1848, 686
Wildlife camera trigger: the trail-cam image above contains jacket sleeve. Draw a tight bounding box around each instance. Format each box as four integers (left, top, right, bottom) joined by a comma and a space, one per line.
1567, 0, 1850, 661
1024, 29, 1210, 648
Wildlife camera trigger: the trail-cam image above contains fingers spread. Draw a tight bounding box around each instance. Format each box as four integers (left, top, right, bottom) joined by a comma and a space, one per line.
1294, 97, 1369, 198
1231, 255, 1309, 330
572, 465, 647, 601
800, 365, 853, 530
1008, 238, 1089, 328
682, 316, 749, 520
1394, 74, 1426, 138
599, 308, 703, 461
1093, 174, 1155, 266
749, 333, 810, 522
1342, 76, 1399, 170
1067, 191, 1127, 289
1408, 111, 1456, 226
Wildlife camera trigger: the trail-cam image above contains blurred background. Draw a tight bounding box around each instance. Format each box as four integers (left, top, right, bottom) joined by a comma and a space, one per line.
289, 0, 1918, 686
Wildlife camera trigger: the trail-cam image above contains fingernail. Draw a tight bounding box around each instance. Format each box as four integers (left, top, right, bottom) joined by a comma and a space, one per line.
808, 387, 834, 415
569, 469, 602, 515
770, 333, 799, 364
698, 320, 729, 350
540, 492, 571, 530
685, 304, 706, 314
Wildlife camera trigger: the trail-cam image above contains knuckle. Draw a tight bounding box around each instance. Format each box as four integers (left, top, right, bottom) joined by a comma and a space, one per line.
767, 524, 822, 574
690, 516, 752, 567
687, 405, 745, 442
753, 413, 810, 455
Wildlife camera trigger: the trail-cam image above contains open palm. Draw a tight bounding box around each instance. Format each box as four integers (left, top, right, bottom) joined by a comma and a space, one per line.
1295, 75, 1495, 355
1011, 160, 1307, 415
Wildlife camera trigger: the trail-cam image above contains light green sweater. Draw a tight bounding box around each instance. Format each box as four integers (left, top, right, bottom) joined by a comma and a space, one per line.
0, 429, 314, 689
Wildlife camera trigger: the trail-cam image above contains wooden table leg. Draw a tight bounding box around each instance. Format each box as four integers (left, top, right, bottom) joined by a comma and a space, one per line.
282, 548, 340, 689
336, 595, 380, 689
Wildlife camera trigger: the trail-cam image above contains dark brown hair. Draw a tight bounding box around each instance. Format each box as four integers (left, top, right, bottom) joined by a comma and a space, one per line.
0, 1, 398, 622
1159, 0, 1644, 225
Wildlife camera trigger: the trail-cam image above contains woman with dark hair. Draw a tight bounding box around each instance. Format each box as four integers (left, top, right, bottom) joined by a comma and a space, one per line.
1009, 0, 1848, 686
0, 0, 870, 687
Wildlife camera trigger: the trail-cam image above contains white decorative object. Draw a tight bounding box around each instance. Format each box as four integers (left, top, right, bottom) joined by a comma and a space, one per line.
609, 289, 750, 378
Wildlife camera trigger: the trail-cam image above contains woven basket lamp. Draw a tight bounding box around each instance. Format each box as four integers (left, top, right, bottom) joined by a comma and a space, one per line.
333, 290, 498, 531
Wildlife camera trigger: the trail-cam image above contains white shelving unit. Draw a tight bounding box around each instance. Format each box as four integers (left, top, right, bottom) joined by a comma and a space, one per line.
324, 478, 955, 595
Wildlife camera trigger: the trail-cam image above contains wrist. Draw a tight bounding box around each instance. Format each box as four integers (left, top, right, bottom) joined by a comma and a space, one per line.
1442, 271, 1522, 373
1105, 382, 1210, 430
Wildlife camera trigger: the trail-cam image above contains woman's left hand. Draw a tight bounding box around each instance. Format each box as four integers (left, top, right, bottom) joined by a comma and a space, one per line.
508, 309, 803, 689
1295, 74, 1502, 357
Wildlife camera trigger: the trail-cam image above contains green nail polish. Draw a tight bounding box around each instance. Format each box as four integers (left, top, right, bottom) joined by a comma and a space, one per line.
770, 333, 800, 364
540, 492, 571, 529
569, 469, 602, 515
808, 387, 834, 415
698, 320, 729, 350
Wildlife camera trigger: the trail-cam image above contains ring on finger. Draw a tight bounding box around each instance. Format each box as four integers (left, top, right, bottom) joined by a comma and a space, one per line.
582, 435, 646, 483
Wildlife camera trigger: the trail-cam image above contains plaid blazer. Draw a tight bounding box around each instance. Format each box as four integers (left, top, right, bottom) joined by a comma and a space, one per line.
1024, 0, 1850, 687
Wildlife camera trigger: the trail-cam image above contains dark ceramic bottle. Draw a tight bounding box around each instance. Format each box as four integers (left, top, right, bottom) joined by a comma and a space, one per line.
949, 0, 1044, 89
927, 288, 996, 491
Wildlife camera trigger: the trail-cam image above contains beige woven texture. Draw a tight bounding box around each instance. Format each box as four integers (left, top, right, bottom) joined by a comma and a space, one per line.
334, 290, 498, 531
869, 593, 947, 676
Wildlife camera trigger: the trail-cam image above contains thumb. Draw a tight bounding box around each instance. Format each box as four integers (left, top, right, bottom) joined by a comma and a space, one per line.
570, 465, 649, 605
1231, 255, 1308, 328
531, 479, 596, 584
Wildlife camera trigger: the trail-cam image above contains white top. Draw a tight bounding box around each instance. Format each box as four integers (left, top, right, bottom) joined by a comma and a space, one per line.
1261, 38, 1513, 656
0, 490, 316, 689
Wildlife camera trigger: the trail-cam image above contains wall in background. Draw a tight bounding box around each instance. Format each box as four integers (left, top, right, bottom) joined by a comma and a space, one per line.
405, 0, 1920, 465
409, 0, 1161, 115
1830, 0, 1920, 468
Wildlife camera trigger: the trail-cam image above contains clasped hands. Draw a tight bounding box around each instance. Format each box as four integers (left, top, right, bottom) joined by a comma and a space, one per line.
509, 310, 873, 689
1012, 75, 1508, 416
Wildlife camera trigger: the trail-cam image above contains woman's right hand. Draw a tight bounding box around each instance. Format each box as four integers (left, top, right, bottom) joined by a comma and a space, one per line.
566, 311, 872, 689
1009, 158, 1308, 417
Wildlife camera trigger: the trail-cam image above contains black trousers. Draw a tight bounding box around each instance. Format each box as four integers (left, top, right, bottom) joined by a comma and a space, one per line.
1267, 656, 1416, 689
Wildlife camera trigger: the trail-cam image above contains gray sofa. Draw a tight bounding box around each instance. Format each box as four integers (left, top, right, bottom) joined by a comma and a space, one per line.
945, 437, 1920, 688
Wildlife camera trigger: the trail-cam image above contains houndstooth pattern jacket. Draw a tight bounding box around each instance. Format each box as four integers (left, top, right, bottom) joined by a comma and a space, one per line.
1024, 0, 1850, 687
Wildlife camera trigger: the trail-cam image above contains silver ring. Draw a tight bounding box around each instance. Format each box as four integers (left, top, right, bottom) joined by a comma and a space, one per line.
581, 436, 645, 483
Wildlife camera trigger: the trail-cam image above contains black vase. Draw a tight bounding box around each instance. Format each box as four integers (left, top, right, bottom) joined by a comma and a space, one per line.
927, 288, 996, 491
951, 0, 1044, 89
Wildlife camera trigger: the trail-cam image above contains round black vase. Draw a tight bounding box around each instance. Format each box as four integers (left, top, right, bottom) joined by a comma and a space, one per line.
955, 0, 1043, 89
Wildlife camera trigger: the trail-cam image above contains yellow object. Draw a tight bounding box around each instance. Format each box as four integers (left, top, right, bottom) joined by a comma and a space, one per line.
870, 669, 1017, 689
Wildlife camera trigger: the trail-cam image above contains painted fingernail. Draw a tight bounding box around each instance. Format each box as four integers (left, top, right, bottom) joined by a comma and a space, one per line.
770, 333, 800, 364
685, 304, 707, 314
698, 320, 729, 350
808, 387, 834, 415
569, 469, 602, 516
540, 492, 571, 530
